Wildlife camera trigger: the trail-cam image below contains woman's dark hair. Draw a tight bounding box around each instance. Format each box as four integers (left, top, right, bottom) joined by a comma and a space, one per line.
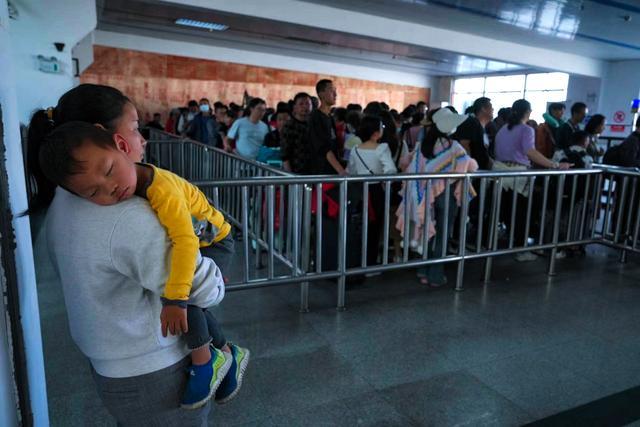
379, 110, 399, 156
363, 101, 382, 117
356, 115, 383, 142
585, 114, 605, 135
26, 84, 131, 214
39, 121, 117, 190
421, 108, 449, 159
507, 99, 531, 130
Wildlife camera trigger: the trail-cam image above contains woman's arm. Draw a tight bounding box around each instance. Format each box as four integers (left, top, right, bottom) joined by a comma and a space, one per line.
527, 148, 571, 170
380, 144, 398, 174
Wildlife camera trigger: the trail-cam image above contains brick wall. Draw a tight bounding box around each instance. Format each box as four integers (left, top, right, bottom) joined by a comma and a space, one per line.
81, 46, 430, 122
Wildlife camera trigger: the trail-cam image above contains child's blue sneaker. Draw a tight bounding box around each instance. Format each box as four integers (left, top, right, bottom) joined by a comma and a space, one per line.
181, 347, 232, 410
215, 343, 251, 404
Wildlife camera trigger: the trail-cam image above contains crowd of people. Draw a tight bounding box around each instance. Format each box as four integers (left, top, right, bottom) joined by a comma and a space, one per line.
151, 79, 636, 277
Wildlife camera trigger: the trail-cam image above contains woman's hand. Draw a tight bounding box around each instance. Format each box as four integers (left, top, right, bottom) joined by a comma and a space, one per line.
558, 162, 573, 170
160, 305, 188, 337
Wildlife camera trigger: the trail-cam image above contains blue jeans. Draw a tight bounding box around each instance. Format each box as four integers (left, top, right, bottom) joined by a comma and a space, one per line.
417, 190, 458, 284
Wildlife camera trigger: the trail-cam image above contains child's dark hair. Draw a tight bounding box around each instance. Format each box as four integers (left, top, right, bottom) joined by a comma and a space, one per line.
585, 114, 605, 135
569, 130, 589, 147
39, 122, 116, 191
26, 84, 130, 214
356, 115, 383, 142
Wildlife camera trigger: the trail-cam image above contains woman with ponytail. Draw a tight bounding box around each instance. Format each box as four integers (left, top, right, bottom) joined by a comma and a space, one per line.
493, 99, 571, 261
26, 84, 221, 425
27, 84, 147, 214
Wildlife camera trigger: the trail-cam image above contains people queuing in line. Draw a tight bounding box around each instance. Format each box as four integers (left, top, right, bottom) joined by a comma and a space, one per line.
148, 82, 627, 277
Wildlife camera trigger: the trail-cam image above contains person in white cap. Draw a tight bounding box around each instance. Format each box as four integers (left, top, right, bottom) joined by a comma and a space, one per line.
396, 107, 478, 287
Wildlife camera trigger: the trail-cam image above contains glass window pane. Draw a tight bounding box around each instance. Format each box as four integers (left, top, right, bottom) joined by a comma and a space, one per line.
484, 75, 525, 93
484, 92, 522, 112
453, 77, 485, 94
525, 89, 568, 123
452, 92, 483, 115
525, 72, 569, 91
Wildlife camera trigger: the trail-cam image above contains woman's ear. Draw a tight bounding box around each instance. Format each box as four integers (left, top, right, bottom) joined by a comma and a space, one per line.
113, 133, 131, 154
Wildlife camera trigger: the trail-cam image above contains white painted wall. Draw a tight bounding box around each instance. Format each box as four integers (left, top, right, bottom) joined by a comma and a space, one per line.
599, 60, 640, 137
72, 31, 95, 80
9, 0, 96, 123
95, 30, 434, 89
173, 0, 606, 78
566, 75, 602, 116
0, 1, 47, 424
1, 0, 97, 424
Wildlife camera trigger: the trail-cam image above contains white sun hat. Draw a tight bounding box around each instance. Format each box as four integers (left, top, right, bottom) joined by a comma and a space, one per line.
432, 108, 468, 135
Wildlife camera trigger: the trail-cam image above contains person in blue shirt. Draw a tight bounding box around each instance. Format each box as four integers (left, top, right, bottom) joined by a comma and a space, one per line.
186, 98, 218, 145
227, 98, 269, 160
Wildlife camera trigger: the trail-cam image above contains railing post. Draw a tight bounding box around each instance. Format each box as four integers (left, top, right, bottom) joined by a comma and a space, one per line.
300, 185, 312, 313
484, 178, 502, 284
337, 180, 348, 311
456, 176, 470, 291
548, 174, 565, 276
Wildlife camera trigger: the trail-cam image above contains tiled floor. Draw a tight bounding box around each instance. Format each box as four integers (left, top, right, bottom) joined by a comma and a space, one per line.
34, 222, 640, 426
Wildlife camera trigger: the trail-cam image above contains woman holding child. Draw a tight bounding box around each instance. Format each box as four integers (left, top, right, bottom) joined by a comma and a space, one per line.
27, 84, 248, 425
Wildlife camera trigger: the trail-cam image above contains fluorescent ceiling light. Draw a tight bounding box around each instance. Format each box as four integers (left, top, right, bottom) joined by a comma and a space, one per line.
175, 18, 228, 31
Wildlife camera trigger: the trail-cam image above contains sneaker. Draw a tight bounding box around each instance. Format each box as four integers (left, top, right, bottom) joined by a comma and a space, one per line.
181, 347, 232, 410
515, 251, 538, 262
215, 343, 251, 405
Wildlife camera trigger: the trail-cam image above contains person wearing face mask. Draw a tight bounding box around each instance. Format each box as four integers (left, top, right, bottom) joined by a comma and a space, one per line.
187, 98, 217, 145
177, 100, 199, 136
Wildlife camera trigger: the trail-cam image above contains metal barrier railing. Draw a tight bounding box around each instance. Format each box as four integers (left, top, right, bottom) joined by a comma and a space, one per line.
146, 130, 640, 312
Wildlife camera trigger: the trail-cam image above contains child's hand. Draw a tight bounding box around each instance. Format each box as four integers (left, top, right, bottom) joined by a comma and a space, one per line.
160, 305, 188, 337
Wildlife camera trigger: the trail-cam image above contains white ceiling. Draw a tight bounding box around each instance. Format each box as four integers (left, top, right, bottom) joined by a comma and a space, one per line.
97, 0, 529, 76
309, 0, 640, 61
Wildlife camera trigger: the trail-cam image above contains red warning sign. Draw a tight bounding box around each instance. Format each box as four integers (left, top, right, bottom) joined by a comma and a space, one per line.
614, 110, 626, 123
610, 125, 625, 132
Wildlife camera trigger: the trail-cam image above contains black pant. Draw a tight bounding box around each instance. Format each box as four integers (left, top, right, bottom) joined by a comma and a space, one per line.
185, 306, 226, 350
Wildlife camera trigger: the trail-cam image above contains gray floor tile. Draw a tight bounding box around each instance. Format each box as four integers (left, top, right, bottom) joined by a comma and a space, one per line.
381, 371, 532, 426
533, 335, 640, 395
332, 328, 458, 389
467, 352, 605, 418
209, 380, 271, 426
276, 392, 414, 427
250, 346, 374, 417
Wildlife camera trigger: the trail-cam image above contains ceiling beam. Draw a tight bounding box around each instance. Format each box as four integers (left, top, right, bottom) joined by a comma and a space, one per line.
162, 0, 605, 77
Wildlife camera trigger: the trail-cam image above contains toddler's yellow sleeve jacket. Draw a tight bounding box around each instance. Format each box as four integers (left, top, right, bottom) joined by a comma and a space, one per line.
146, 166, 231, 301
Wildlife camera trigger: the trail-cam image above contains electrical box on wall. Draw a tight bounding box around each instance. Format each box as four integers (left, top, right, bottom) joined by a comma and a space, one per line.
37, 55, 62, 74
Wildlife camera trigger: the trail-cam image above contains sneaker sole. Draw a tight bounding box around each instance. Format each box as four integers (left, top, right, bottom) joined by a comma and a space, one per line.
181, 352, 233, 410
216, 349, 251, 405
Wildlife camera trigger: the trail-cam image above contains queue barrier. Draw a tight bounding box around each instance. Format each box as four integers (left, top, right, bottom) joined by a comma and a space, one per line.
146, 129, 639, 311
